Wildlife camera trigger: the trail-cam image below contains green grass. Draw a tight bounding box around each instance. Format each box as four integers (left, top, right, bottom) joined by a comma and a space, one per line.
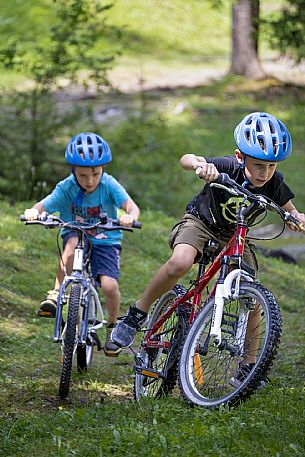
109, 0, 231, 60
0, 200, 304, 456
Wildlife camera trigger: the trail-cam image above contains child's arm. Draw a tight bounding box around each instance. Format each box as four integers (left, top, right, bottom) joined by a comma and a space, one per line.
119, 198, 140, 226
282, 200, 305, 232
180, 154, 219, 181
24, 201, 45, 220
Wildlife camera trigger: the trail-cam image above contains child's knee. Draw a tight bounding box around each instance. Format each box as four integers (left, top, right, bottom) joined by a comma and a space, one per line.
167, 254, 193, 277
100, 276, 120, 297
63, 236, 78, 256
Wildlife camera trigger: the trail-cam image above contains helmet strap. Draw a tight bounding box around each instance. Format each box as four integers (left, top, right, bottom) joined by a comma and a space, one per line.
240, 154, 250, 187
241, 154, 245, 169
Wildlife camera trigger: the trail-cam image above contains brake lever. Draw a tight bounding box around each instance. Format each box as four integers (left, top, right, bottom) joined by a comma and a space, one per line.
210, 182, 239, 196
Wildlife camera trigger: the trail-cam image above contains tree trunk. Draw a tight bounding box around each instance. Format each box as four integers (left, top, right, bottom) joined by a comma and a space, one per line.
230, 0, 265, 79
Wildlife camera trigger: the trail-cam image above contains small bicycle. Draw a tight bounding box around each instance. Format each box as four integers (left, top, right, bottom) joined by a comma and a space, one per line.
134, 173, 304, 408
20, 212, 141, 399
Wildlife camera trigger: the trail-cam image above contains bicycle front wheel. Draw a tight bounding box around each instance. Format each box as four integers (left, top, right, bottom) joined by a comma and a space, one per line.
178, 282, 282, 408
59, 284, 81, 399
76, 291, 98, 372
134, 285, 188, 400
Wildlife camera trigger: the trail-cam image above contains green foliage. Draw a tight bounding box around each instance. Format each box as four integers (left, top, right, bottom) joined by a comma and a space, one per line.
0, 0, 120, 201
0, 90, 78, 201
266, 0, 305, 61
107, 113, 190, 215
0, 0, 115, 87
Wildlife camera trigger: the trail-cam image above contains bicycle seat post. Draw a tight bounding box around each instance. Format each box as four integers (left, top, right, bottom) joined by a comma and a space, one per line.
197, 239, 219, 278
197, 258, 207, 279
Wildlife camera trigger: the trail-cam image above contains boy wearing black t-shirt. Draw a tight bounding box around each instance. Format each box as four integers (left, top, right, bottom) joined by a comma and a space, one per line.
111, 112, 305, 360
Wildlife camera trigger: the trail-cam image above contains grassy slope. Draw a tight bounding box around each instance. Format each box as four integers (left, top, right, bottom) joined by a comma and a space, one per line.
0, 1, 304, 455
0, 200, 304, 456
108, 0, 231, 61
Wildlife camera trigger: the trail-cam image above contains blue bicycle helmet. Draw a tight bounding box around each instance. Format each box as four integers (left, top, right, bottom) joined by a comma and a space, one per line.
65, 132, 112, 166
234, 112, 292, 161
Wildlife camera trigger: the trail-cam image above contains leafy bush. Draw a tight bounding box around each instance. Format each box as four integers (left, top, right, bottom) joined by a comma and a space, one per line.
0, 0, 119, 201
107, 113, 190, 216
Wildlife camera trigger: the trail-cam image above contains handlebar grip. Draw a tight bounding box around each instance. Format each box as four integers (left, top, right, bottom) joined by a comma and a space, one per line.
19, 212, 49, 222
109, 218, 142, 229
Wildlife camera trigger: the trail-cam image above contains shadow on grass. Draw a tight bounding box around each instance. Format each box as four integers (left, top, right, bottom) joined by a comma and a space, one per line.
0, 314, 136, 416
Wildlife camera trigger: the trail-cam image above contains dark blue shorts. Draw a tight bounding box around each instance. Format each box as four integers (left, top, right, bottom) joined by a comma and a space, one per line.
63, 232, 122, 282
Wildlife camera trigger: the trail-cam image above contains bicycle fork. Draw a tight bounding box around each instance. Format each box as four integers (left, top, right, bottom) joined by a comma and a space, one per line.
210, 256, 254, 351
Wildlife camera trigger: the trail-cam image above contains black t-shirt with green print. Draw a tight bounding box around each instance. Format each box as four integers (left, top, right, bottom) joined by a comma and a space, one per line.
186, 156, 294, 235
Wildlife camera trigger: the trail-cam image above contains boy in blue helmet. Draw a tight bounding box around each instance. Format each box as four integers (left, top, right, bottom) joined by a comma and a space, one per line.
111, 112, 305, 380
24, 132, 140, 357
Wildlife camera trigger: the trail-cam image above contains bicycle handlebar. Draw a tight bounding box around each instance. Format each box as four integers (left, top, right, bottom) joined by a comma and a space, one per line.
20, 212, 142, 232
210, 173, 304, 231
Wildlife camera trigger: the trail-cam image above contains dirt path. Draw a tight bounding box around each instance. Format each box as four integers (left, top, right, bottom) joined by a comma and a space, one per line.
107, 57, 305, 93
57, 57, 305, 104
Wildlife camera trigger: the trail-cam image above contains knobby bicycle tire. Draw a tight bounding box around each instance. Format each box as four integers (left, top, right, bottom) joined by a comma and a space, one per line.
178, 281, 282, 408
76, 292, 98, 372
134, 284, 189, 400
58, 284, 81, 399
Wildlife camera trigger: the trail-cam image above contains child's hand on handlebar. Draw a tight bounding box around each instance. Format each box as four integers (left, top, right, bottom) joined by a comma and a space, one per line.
287, 210, 305, 232
195, 163, 219, 182
119, 214, 136, 227
24, 208, 40, 221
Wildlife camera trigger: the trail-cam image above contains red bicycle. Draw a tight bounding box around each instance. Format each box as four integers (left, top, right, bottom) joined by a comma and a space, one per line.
134, 173, 304, 408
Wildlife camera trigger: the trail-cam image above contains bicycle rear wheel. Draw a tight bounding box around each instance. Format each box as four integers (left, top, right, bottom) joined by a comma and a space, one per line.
58, 284, 81, 399
134, 285, 189, 400
77, 341, 94, 372
178, 282, 282, 408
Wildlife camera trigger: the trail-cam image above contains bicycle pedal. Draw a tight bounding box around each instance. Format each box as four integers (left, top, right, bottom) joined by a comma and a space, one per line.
35, 309, 55, 318
135, 366, 164, 379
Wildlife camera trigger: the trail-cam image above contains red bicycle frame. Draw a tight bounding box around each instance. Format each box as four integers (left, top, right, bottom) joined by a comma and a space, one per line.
142, 221, 248, 350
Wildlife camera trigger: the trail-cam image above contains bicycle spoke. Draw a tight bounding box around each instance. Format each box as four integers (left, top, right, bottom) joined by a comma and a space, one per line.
179, 282, 282, 408
134, 286, 189, 400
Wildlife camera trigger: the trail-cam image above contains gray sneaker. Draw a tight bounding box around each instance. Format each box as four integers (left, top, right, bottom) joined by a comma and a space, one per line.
104, 323, 122, 357
110, 305, 147, 348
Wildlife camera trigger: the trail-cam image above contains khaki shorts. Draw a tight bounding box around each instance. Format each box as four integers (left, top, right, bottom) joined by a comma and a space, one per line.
168, 213, 258, 272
